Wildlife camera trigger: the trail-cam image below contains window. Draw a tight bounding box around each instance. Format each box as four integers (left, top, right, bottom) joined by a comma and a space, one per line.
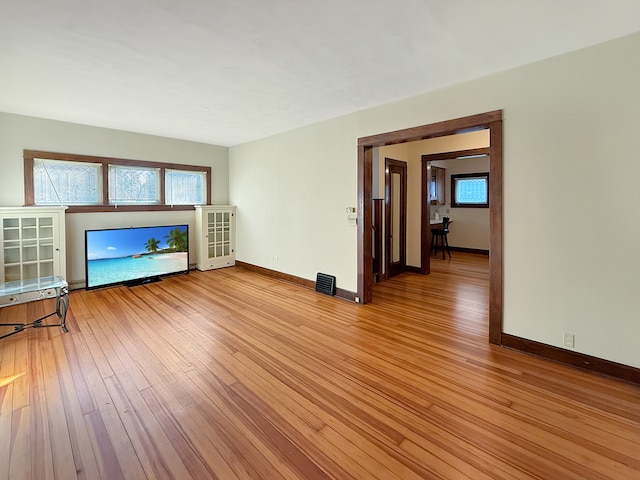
165, 169, 206, 205
34, 159, 102, 205
24, 150, 211, 213
109, 165, 160, 205
451, 172, 489, 208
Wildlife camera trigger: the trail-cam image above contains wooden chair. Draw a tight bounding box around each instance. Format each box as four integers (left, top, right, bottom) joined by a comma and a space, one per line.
431, 216, 451, 259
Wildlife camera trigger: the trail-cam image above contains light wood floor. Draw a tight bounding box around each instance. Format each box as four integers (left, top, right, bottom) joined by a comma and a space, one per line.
0, 253, 638, 479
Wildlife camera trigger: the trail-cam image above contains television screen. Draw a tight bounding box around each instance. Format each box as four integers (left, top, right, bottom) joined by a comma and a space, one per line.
85, 224, 189, 290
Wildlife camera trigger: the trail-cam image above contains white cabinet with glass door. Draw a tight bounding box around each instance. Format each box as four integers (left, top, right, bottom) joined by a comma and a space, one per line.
194, 206, 236, 270
0, 207, 67, 282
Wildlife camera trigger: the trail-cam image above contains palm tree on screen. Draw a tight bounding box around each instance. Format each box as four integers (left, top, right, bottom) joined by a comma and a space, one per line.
164, 228, 187, 252
145, 237, 161, 253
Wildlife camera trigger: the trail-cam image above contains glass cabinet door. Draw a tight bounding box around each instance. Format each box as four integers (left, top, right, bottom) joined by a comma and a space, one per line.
195, 205, 235, 271
2, 215, 57, 282
206, 211, 232, 260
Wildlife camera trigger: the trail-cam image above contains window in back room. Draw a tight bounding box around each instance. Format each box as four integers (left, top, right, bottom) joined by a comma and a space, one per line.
451, 172, 489, 208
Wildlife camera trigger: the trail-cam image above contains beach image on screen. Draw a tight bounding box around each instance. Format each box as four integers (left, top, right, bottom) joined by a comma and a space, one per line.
86, 225, 188, 288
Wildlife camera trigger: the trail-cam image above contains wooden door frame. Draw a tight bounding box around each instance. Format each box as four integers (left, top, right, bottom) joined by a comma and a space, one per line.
357, 110, 503, 345
384, 158, 407, 279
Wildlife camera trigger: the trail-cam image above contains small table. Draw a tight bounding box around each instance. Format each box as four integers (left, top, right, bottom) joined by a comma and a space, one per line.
0, 276, 69, 340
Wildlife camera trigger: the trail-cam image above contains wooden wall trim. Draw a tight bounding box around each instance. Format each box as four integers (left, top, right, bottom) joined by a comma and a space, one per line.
420, 155, 431, 275
357, 145, 373, 304
448, 247, 489, 256
421, 147, 490, 162
488, 120, 503, 345
23, 149, 211, 172
235, 261, 357, 302
23, 157, 34, 205
358, 110, 502, 146
501, 334, 640, 386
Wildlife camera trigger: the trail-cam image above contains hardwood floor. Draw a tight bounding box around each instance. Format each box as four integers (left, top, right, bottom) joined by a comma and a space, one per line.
0, 253, 638, 479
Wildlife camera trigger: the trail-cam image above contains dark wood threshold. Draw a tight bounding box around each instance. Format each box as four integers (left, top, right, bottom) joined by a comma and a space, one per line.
448, 246, 489, 256
235, 261, 357, 302
501, 333, 640, 386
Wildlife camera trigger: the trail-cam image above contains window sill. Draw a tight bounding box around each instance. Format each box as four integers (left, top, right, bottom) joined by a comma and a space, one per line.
59, 205, 204, 214
450, 204, 489, 209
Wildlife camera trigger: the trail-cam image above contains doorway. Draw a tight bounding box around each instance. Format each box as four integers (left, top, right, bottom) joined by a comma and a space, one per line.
357, 110, 503, 345
385, 158, 407, 278
421, 147, 490, 272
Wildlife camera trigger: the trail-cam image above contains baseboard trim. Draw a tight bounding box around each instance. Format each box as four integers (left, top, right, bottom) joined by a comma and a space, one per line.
405, 266, 422, 274
449, 246, 490, 256
501, 333, 640, 386
235, 261, 357, 302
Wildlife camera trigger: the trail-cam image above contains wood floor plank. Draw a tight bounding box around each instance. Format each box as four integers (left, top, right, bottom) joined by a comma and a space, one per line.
0, 404, 11, 480
11, 338, 29, 412
0, 252, 638, 479
141, 383, 246, 480
186, 369, 309, 479
51, 335, 102, 480
27, 334, 55, 480
102, 375, 182, 480
8, 406, 31, 480
76, 329, 147, 479
0, 337, 15, 415
84, 409, 126, 480
139, 386, 225, 480
38, 340, 76, 480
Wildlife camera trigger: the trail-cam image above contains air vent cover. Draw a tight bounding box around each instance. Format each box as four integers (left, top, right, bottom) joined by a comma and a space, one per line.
315, 273, 336, 296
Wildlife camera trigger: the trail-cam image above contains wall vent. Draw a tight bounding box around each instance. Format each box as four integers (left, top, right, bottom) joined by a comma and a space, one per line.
315, 273, 336, 296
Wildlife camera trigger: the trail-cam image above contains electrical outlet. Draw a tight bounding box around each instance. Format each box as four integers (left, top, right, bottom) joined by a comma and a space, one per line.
273, 255, 278, 264
563, 332, 575, 348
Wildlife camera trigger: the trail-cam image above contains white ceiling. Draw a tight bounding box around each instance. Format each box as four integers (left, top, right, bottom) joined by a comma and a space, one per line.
1, 1, 640, 146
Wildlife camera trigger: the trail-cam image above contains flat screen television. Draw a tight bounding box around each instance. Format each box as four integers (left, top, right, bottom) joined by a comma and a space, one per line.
85, 224, 189, 290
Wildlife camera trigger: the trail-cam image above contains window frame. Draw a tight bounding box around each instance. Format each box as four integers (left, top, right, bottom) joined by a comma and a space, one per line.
33, 158, 103, 206
165, 168, 208, 206
24, 150, 211, 213
108, 163, 162, 206
450, 172, 490, 208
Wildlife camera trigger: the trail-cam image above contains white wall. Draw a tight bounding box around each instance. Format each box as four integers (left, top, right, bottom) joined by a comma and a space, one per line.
230, 32, 640, 368
230, 115, 359, 287
0, 112, 229, 285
